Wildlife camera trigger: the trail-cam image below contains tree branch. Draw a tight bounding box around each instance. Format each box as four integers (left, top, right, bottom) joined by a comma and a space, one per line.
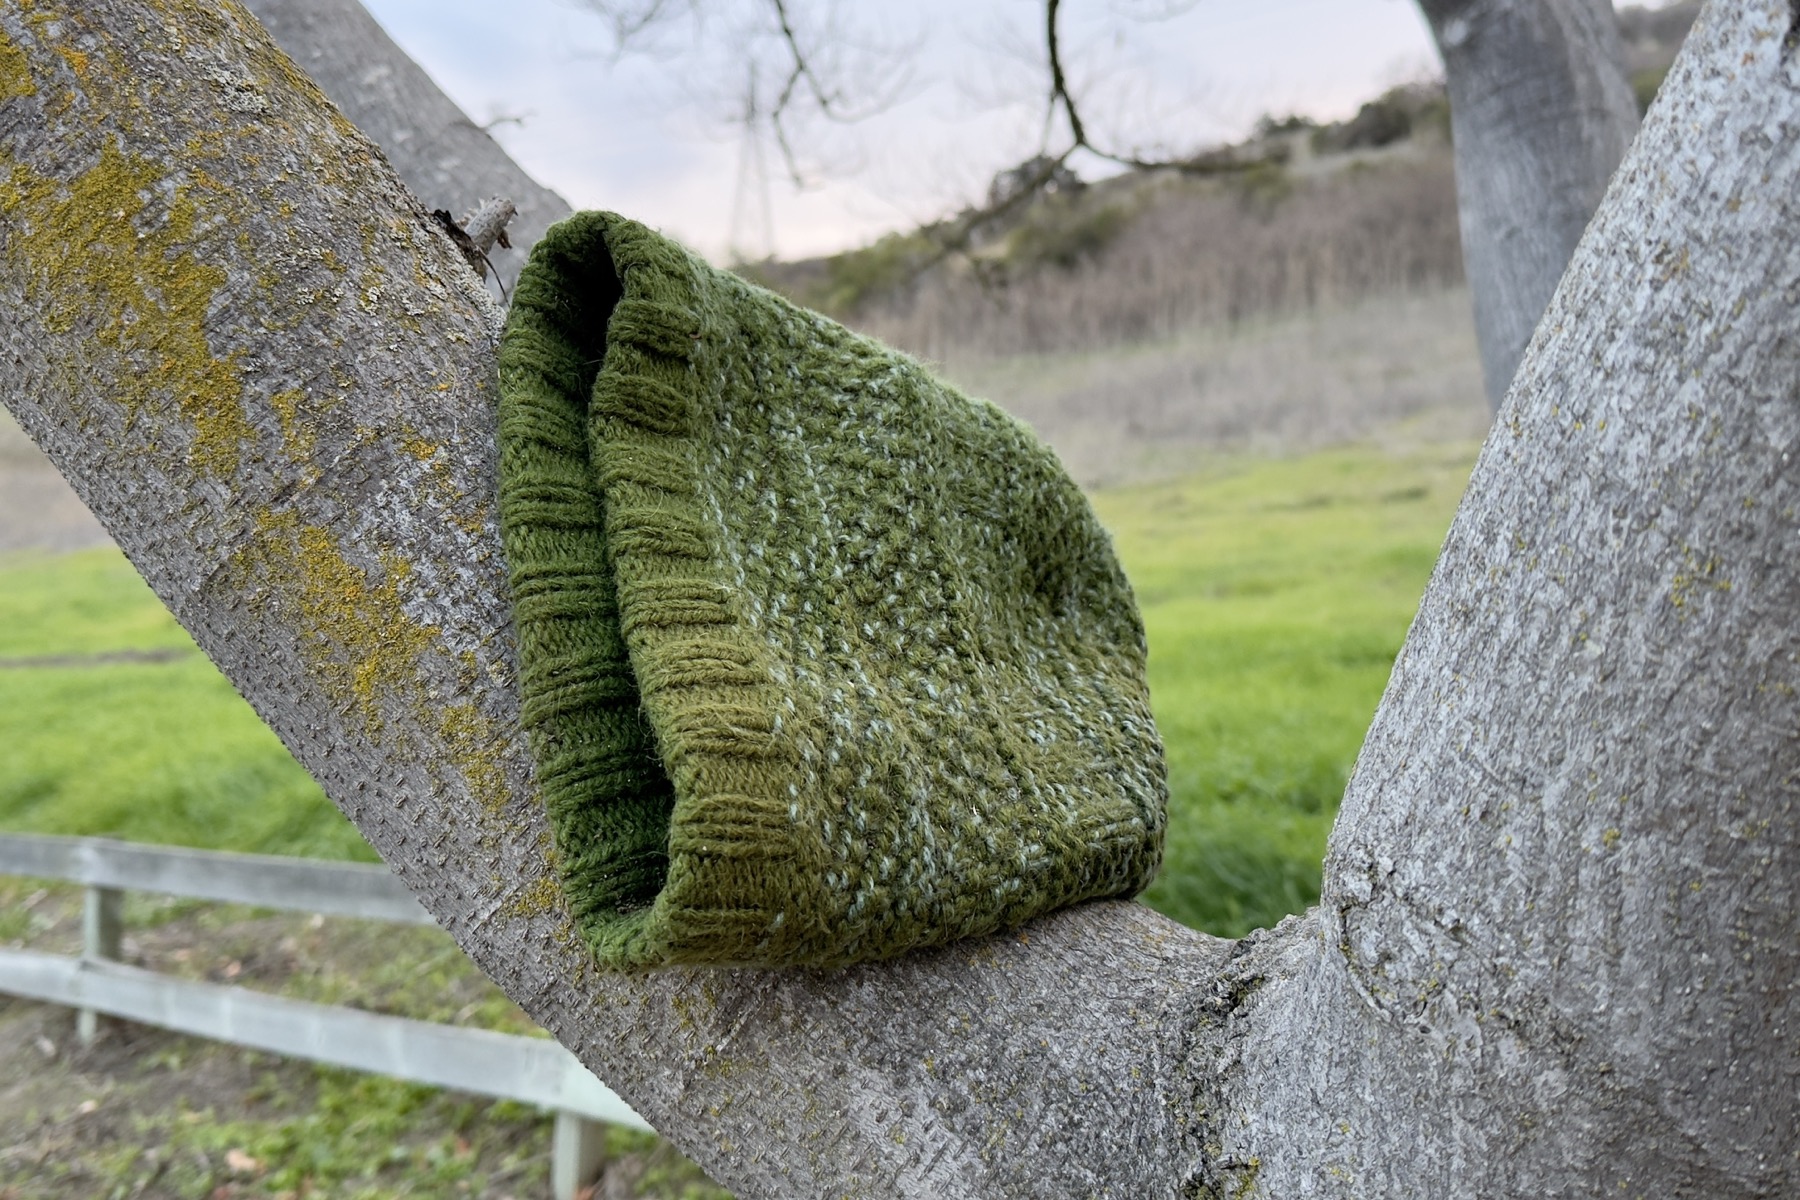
241, 0, 570, 291
1042, 0, 1251, 173
3, 1, 1795, 1195
1416, 0, 1640, 409
1045, 0, 1091, 150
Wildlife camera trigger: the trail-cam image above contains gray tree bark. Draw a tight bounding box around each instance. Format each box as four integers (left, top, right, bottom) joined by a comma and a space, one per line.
242, 0, 571, 292
1419, 0, 1643, 411
1, 1, 1795, 1196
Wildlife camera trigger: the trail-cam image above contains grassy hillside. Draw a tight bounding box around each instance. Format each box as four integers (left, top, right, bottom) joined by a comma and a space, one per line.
0, 437, 1477, 939
741, 1, 1696, 377
749, 144, 1468, 366
941, 286, 1486, 488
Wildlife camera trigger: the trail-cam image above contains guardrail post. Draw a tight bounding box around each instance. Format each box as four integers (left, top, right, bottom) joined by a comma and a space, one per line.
77, 884, 123, 1045
551, 1110, 607, 1199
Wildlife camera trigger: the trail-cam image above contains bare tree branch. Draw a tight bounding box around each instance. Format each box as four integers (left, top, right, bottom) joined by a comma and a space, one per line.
583, 0, 915, 188
584, 0, 1263, 224
1044, 0, 1267, 173
1045, 0, 1092, 150
766, 0, 823, 188
593, 0, 687, 47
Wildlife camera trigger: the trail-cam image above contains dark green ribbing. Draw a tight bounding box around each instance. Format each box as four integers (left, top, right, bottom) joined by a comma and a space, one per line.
498, 212, 1167, 969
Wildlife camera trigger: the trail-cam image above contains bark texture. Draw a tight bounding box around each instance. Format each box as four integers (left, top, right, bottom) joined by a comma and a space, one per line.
1287, 5, 1798, 1189
242, 0, 570, 292
1420, 0, 1642, 410
1, 1, 1795, 1195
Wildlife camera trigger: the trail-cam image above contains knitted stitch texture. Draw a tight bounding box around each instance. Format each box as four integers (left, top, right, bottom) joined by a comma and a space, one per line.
498, 212, 1166, 969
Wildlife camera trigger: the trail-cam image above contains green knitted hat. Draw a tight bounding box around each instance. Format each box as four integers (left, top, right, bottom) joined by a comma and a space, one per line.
497, 212, 1166, 969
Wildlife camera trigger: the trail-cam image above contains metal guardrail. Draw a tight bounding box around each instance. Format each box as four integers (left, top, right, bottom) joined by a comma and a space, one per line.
0, 833, 648, 1198
0, 834, 437, 925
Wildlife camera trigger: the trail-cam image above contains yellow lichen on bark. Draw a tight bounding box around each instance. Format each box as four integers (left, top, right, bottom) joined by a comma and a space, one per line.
436, 695, 512, 818
267, 386, 320, 476
235, 512, 515, 821
401, 434, 442, 461
244, 509, 434, 726
0, 33, 34, 100
1, 141, 255, 477
501, 873, 567, 922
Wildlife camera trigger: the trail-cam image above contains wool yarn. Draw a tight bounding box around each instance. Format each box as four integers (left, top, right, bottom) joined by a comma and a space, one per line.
498, 212, 1166, 968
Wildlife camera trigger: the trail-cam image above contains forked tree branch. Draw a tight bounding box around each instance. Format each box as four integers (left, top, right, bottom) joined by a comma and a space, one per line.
1, 1, 1795, 1195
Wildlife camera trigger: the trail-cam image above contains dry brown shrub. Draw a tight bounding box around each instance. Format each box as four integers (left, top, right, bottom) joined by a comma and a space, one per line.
853, 153, 1465, 364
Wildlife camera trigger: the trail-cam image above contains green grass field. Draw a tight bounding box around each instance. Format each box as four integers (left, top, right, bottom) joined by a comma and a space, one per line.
1097, 440, 1476, 933
0, 439, 1478, 938
0, 551, 376, 864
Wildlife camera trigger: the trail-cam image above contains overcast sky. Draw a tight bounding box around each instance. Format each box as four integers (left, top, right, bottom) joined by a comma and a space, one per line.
359, 0, 1446, 261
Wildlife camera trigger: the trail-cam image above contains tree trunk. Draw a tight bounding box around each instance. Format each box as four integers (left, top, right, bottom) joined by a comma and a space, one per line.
1, 1, 1794, 1195
1419, 0, 1642, 411
242, 0, 571, 292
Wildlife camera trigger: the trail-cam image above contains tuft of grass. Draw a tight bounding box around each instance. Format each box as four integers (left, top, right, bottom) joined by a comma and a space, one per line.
1093, 438, 1478, 937
151, 1067, 550, 1198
